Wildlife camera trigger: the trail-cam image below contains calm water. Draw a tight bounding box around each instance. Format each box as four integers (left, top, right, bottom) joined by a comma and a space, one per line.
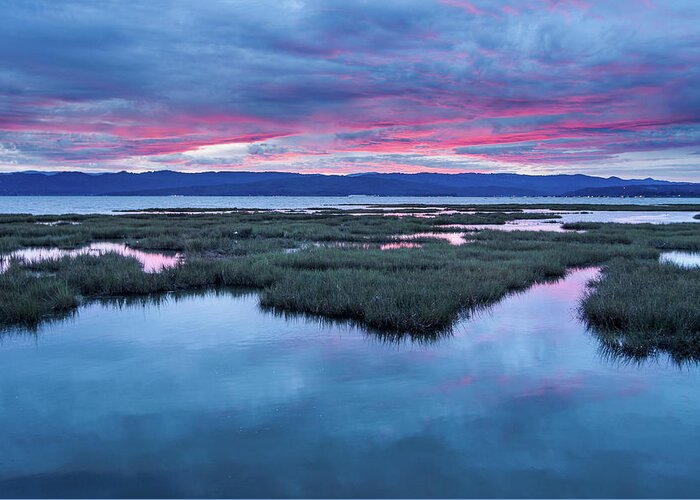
397, 211, 699, 240
2, 268, 700, 498
1, 196, 700, 214
660, 251, 700, 269
0, 242, 181, 273
438, 211, 700, 234
397, 232, 470, 245
555, 210, 700, 224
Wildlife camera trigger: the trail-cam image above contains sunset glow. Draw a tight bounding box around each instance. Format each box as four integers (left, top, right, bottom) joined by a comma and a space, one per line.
1, 0, 699, 179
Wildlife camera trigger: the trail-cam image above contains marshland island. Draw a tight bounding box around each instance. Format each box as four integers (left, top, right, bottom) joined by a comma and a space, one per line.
2, 202, 699, 362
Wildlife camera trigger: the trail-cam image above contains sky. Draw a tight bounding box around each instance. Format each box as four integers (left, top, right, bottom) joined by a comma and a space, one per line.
1, 0, 699, 180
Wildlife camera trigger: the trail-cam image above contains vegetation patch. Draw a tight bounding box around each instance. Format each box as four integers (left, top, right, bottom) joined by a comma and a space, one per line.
1, 206, 699, 362
581, 259, 700, 363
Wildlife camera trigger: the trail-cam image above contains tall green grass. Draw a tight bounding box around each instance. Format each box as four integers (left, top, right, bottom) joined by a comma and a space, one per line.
0, 267, 77, 326
581, 259, 700, 363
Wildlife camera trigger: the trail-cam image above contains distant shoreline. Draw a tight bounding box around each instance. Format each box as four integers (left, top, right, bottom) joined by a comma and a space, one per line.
2, 171, 699, 197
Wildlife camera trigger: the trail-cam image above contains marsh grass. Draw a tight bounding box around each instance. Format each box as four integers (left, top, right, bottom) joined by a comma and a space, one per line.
0, 267, 77, 326
581, 259, 700, 363
1, 206, 699, 358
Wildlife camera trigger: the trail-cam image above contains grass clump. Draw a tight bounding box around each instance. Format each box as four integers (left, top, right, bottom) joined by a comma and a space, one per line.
561, 222, 603, 231
0, 268, 78, 326
580, 259, 700, 363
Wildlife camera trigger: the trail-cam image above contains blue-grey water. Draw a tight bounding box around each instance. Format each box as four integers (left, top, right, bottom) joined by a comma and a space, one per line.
1, 195, 700, 214
2, 268, 700, 498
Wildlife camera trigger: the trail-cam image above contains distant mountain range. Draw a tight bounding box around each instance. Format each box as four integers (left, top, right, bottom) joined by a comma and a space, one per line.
1, 171, 699, 197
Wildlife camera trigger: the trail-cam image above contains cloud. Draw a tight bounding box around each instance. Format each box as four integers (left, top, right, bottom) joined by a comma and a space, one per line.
0, 0, 699, 178
247, 143, 289, 157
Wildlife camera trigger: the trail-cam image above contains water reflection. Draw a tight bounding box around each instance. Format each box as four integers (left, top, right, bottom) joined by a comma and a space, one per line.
591, 328, 700, 366
0, 242, 182, 273
557, 210, 700, 224
2, 268, 700, 497
434, 211, 700, 233
660, 250, 700, 269
396, 232, 468, 245
440, 220, 573, 233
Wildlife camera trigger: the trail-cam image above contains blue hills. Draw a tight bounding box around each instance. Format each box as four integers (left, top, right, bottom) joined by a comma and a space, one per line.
0, 170, 697, 197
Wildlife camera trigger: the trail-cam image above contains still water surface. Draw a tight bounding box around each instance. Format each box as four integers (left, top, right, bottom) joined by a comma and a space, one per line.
1, 195, 700, 214
660, 250, 700, 269
0, 242, 181, 273
1, 268, 699, 498
433, 211, 700, 234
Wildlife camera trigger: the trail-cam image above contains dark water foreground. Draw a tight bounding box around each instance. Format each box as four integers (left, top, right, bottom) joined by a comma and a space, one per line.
1, 268, 699, 498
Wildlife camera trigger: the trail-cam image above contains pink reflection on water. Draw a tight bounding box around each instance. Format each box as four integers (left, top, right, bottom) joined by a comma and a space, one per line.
617, 378, 648, 398
529, 267, 601, 300
0, 242, 182, 273
454, 268, 601, 347
439, 220, 571, 232
435, 375, 475, 393
396, 232, 468, 245
519, 374, 586, 398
